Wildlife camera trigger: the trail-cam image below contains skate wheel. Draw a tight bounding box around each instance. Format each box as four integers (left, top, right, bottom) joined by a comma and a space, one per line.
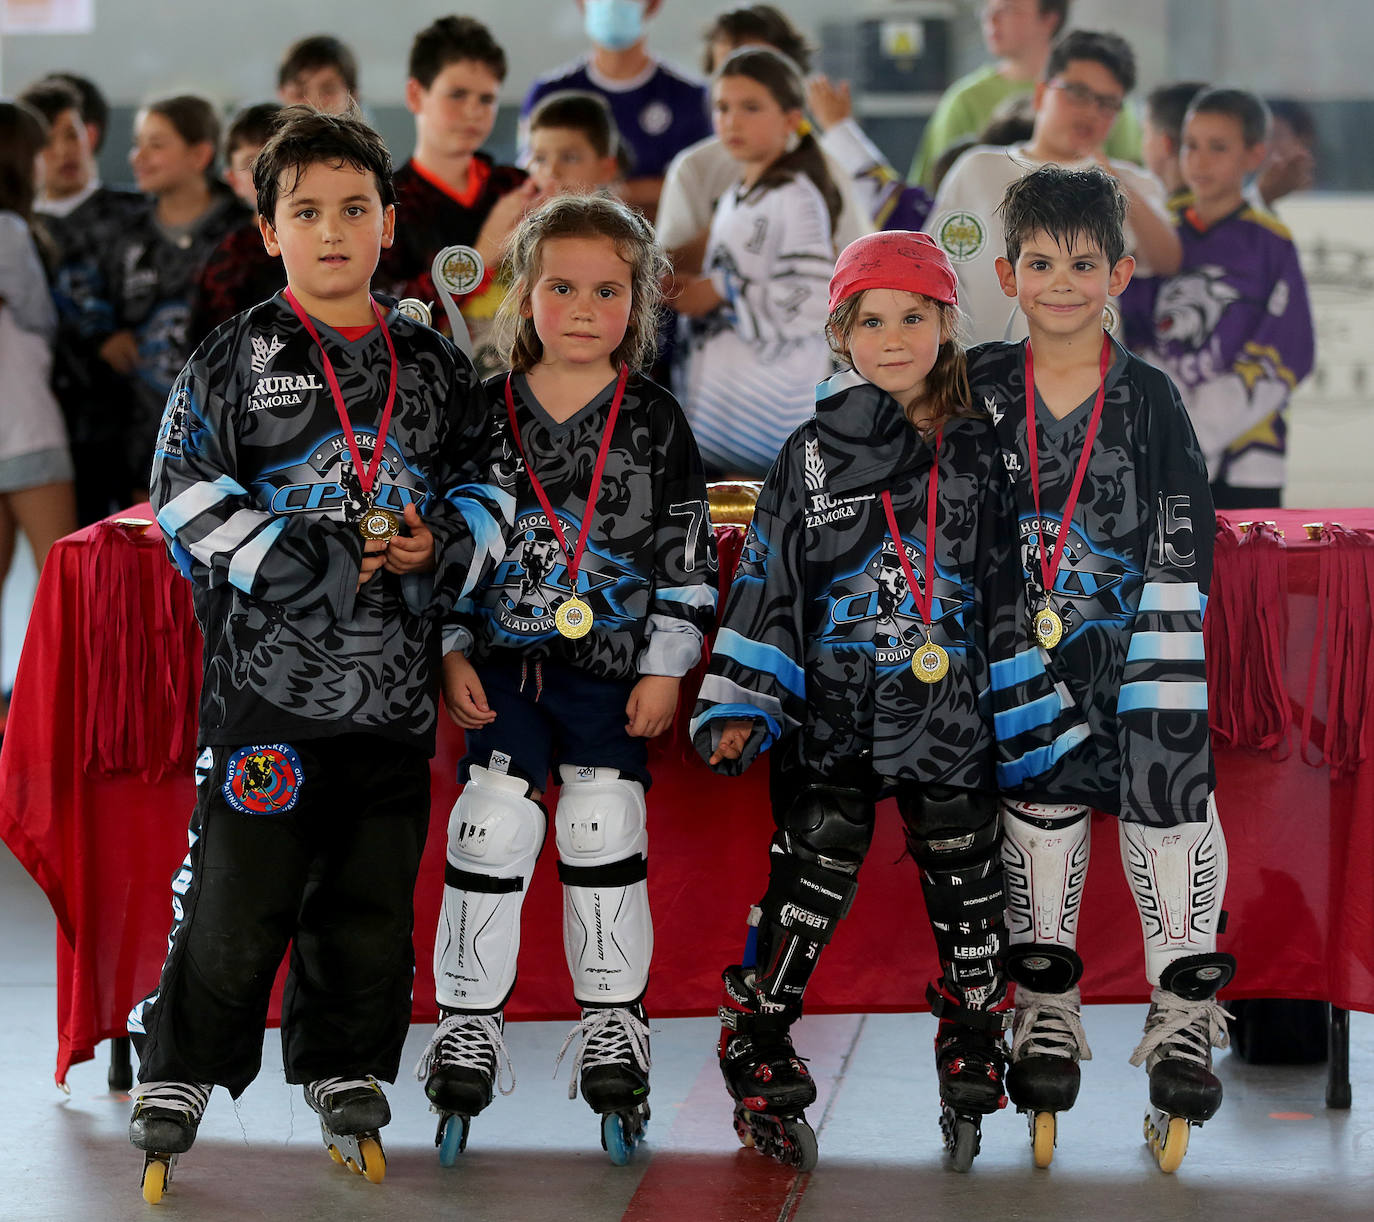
1031, 1111, 1056, 1169
438, 1113, 469, 1166
947, 1117, 979, 1173
1145, 1110, 1189, 1174
781, 1119, 818, 1172
602, 1111, 634, 1166
141, 1158, 167, 1205
326, 1142, 344, 1166
359, 1138, 386, 1184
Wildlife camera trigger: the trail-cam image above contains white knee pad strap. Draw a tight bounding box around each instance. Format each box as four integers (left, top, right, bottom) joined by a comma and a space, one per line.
1001, 800, 1092, 948
434, 764, 546, 1010
554, 766, 651, 1005
1120, 793, 1228, 985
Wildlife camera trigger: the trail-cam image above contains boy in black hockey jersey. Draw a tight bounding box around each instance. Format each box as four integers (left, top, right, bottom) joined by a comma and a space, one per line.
414, 193, 715, 1163
973, 165, 1233, 1172
127, 105, 511, 1200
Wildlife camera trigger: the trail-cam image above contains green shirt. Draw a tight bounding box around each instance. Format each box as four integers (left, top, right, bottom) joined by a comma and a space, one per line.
907, 63, 1143, 189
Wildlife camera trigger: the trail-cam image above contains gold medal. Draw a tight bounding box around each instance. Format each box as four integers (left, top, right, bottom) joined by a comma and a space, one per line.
396, 297, 432, 326
912, 636, 949, 684
1033, 604, 1063, 649
359, 508, 400, 541
554, 595, 594, 639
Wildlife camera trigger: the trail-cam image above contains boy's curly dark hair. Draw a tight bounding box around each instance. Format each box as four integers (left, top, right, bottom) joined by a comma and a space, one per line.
253, 104, 395, 223
998, 164, 1127, 268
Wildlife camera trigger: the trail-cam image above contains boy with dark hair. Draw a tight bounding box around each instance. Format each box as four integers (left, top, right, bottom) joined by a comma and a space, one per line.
1137, 88, 1314, 508
377, 14, 535, 358
38, 71, 111, 153
971, 164, 1234, 1172
277, 34, 359, 112
525, 90, 624, 194
1141, 81, 1208, 199
20, 75, 146, 523
189, 101, 287, 345
126, 104, 512, 1200
929, 29, 1180, 343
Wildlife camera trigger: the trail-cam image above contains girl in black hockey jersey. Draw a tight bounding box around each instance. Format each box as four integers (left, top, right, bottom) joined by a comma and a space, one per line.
672, 45, 841, 478
692, 231, 1078, 1171
416, 193, 716, 1164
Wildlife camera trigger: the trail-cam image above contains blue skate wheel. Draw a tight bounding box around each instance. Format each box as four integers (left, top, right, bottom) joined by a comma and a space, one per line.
438, 1114, 469, 1167
602, 1112, 633, 1166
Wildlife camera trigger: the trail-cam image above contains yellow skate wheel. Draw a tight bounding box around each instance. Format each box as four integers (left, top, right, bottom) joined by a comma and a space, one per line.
326, 1143, 344, 1166
141, 1158, 167, 1205
1145, 1111, 1190, 1174
1031, 1111, 1056, 1168
359, 1138, 386, 1184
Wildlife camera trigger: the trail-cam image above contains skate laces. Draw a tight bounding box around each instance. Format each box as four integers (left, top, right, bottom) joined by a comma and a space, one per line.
554, 1008, 652, 1101
306, 1075, 383, 1108
1129, 987, 1233, 1070
1012, 986, 1093, 1063
414, 1012, 516, 1097
132, 1081, 211, 1120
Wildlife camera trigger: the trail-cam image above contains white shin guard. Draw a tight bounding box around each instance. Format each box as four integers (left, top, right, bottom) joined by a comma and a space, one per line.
1120, 793, 1229, 986
1001, 800, 1092, 947
434, 764, 546, 1010
555, 766, 651, 1005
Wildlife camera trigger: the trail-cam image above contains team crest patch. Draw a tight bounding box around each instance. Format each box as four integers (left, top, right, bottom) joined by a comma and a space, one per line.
933, 210, 987, 262
223, 744, 305, 814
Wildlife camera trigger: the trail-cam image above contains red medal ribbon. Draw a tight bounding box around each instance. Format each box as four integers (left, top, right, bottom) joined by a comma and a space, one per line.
504, 365, 629, 596
880, 427, 943, 634
283, 288, 398, 498
1024, 334, 1112, 606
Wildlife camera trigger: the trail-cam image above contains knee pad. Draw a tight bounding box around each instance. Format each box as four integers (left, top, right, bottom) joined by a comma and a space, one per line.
1120, 793, 1229, 985
779, 783, 875, 871
434, 764, 546, 1010
554, 766, 651, 1005
897, 786, 1000, 869
1001, 800, 1091, 947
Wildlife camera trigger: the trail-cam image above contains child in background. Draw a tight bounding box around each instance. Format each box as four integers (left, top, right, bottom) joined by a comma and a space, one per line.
525, 91, 624, 196
129, 105, 512, 1200
0, 101, 78, 583
101, 94, 250, 497
1139, 89, 1314, 508
693, 232, 1066, 1171
276, 34, 359, 112
415, 193, 714, 1165
673, 47, 840, 478
1141, 81, 1208, 202
190, 102, 286, 345
973, 165, 1232, 1172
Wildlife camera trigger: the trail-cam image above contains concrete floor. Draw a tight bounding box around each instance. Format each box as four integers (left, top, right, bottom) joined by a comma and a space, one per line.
1, 843, 1371, 1222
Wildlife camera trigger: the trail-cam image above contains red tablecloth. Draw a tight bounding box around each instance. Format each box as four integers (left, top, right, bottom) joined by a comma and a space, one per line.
3, 507, 1373, 1085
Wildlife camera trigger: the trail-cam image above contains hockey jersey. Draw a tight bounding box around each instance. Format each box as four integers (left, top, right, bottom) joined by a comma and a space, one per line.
690, 370, 1082, 790
454, 370, 716, 682
1129, 202, 1315, 489
150, 292, 514, 754
969, 336, 1216, 826
681, 174, 837, 478
189, 221, 286, 347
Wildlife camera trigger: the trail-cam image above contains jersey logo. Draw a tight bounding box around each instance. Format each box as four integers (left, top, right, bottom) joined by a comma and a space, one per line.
1153, 265, 1240, 350
639, 100, 672, 137
251, 333, 287, 373
933, 210, 987, 262
158, 386, 191, 459
1019, 516, 1136, 639
222, 744, 305, 815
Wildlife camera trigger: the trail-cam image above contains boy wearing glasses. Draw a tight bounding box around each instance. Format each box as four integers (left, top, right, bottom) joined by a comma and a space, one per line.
928, 30, 1180, 342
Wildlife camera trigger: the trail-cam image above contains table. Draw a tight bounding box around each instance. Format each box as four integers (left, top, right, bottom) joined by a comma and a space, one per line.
2, 508, 1372, 1092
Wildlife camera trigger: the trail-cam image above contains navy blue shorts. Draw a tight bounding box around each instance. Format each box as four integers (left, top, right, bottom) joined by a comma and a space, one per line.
461, 659, 651, 790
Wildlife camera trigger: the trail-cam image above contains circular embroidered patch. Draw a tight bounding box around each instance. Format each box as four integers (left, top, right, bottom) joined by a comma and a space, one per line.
933, 210, 987, 262
223, 744, 305, 815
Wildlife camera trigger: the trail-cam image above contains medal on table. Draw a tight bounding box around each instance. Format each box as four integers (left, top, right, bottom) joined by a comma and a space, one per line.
880, 429, 947, 685
431, 244, 484, 361
283, 287, 400, 541
504, 365, 630, 641
1022, 334, 1112, 651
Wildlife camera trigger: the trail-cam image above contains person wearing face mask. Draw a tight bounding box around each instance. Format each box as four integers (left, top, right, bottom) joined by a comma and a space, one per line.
521, 0, 711, 219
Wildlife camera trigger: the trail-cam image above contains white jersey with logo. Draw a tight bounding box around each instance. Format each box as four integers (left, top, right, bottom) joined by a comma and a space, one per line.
928, 144, 1169, 344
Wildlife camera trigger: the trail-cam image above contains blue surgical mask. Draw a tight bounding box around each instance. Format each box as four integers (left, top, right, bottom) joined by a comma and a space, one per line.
584, 0, 644, 51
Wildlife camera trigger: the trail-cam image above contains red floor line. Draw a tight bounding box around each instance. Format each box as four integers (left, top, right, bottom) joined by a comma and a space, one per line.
621, 1013, 865, 1222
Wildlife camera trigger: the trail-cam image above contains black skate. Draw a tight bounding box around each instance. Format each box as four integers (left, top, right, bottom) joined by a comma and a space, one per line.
415, 1009, 515, 1165
1005, 945, 1092, 1168
129, 1080, 211, 1204
304, 1076, 390, 1183
718, 965, 818, 1172
928, 984, 1009, 1173
1130, 953, 1236, 1173
556, 1004, 652, 1165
